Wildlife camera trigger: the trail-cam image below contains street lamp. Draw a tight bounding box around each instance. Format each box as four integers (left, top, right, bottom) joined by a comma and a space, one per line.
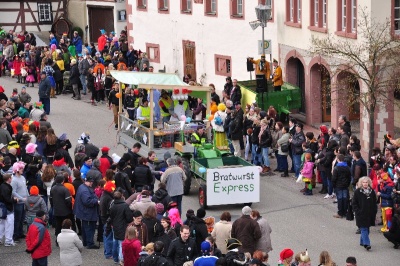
251, 4, 272, 55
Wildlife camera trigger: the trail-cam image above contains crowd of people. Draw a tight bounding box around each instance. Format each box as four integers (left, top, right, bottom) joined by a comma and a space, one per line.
0, 29, 399, 266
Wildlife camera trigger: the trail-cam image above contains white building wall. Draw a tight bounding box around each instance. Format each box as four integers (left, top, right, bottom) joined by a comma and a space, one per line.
127, 0, 278, 93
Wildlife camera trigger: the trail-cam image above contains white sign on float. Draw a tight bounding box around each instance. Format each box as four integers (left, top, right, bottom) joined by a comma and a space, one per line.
206, 166, 260, 205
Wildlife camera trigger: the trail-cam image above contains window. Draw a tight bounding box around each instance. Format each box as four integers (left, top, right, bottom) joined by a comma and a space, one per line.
118, 10, 127, 21
310, 0, 327, 32
146, 43, 160, 63
215, 55, 231, 76
337, 0, 357, 37
285, 0, 301, 27
393, 0, 400, 35
230, 0, 245, 19
205, 0, 217, 15
181, 0, 192, 13
137, 0, 147, 10
37, 3, 53, 24
158, 0, 169, 13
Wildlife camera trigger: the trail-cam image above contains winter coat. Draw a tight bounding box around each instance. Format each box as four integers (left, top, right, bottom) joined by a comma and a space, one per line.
143, 217, 161, 242
110, 199, 133, 240
25, 195, 47, 217
255, 217, 272, 253
251, 125, 261, 145
160, 166, 186, 197
57, 229, 83, 266
378, 181, 395, 208
130, 196, 156, 215
291, 131, 306, 155
351, 158, 368, 187
0, 182, 15, 211
122, 238, 142, 266
342, 121, 352, 136
231, 215, 262, 254
277, 132, 290, 156
189, 216, 209, 252
26, 218, 52, 259
230, 86, 242, 105
259, 127, 272, 148
134, 164, 153, 186
229, 114, 243, 140
85, 166, 103, 188
332, 162, 351, 189
50, 183, 72, 217
339, 133, 350, 149
115, 170, 133, 199
300, 161, 314, 179
167, 236, 198, 266
99, 190, 114, 224
152, 188, 172, 211
320, 147, 335, 179
352, 187, 377, 228
73, 184, 98, 222
211, 220, 232, 255
142, 252, 171, 266
69, 64, 80, 85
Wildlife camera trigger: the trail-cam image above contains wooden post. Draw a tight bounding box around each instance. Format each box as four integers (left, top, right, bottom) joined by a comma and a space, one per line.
118, 82, 123, 129
149, 88, 154, 130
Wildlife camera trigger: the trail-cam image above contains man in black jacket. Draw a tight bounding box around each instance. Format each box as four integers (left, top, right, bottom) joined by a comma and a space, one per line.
50, 174, 72, 238
167, 225, 197, 266
188, 208, 209, 252
332, 154, 352, 218
229, 110, 244, 157
99, 182, 115, 259
152, 182, 172, 211
114, 160, 133, 199
110, 191, 133, 264
143, 241, 171, 265
289, 123, 305, 179
0, 174, 18, 246
69, 59, 81, 100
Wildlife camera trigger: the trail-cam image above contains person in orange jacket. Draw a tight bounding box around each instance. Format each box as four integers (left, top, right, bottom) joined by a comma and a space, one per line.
273, 59, 283, 91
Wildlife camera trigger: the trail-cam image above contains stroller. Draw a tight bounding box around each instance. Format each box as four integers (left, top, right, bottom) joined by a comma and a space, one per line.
62, 71, 73, 94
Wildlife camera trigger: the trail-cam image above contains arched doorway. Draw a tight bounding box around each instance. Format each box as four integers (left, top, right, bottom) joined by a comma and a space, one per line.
286, 57, 306, 113
337, 71, 361, 120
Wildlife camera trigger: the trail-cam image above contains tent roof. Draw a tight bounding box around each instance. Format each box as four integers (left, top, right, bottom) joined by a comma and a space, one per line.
110, 71, 188, 86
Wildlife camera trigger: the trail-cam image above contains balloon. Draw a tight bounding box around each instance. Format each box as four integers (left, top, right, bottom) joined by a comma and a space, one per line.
258, 166, 263, 173
174, 89, 180, 94
180, 115, 187, 121
209, 115, 214, 121
116, 92, 121, 99
199, 167, 206, 174
182, 88, 188, 94
186, 117, 192, 123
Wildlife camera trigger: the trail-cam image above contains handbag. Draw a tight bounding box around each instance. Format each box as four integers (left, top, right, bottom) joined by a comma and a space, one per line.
281, 142, 289, 153
0, 202, 7, 219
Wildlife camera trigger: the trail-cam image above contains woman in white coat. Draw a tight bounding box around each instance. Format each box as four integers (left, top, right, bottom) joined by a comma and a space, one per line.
57, 219, 83, 266
251, 209, 273, 253
211, 211, 232, 255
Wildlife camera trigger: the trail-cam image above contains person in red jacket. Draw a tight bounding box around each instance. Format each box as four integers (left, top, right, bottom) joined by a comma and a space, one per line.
122, 225, 142, 266
99, 146, 113, 176
25, 211, 52, 266
98, 29, 107, 53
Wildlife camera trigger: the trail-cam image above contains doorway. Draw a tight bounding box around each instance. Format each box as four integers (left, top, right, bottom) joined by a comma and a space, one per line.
182, 40, 196, 81
88, 6, 114, 43
320, 66, 331, 122
286, 57, 306, 113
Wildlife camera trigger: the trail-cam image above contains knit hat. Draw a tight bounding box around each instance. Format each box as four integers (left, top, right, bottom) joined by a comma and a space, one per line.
104, 181, 116, 193
280, 248, 294, 261
36, 210, 46, 218
242, 206, 252, 216
59, 133, 67, 141
30, 186, 39, 196
155, 203, 164, 214
25, 143, 37, 154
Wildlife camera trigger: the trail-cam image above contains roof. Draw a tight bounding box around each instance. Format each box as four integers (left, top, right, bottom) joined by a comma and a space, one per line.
109, 71, 188, 86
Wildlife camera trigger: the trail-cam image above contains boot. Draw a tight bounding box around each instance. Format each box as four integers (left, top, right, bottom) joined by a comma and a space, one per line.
17, 75, 20, 83
300, 184, 307, 193
50, 87, 56, 98
319, 186, 327, 194
281, 170, 289, 177
381, 208, 388, 232
303, 189, 313, 196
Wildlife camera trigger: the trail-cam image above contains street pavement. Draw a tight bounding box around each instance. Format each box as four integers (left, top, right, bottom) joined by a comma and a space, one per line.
0, 75, 399, 265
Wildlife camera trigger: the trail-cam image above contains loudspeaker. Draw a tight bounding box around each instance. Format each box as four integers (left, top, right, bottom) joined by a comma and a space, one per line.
256, 74, 266, 93
247, 59, 254, 72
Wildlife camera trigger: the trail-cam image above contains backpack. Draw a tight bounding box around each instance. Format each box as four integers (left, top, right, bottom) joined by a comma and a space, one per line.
214, 113, 223, 126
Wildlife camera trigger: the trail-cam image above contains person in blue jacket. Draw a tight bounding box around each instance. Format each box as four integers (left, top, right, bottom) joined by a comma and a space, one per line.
73, 175, 99, 249
72, 31, 83, 54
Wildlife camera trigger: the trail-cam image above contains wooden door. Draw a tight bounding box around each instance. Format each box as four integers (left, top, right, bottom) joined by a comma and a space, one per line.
321, 67, 331, 122
183, 40, 196, 81
88, 6, 114, 43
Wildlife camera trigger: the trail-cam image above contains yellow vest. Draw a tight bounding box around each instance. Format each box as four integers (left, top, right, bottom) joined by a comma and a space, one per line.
159, 98, 172, 117
191, 133, 206, 147
140, 106, 150, 119
173, 100, 188, 111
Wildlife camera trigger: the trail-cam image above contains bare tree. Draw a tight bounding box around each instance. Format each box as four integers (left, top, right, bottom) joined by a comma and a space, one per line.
310, 8, 400, 154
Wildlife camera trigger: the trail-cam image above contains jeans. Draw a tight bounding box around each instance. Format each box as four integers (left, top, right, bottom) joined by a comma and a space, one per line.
327, 177, 334, 195
112, 237, 123, 263
251, 144, 262, 166
0, 212, 14, 244
13, 203, 25, 239
171, 195, 183, 215
320, 170, 328, 188
360, 227, 371, 246
262, 147, 270, 167
226, 132, 234, 154
277, 154, 288, 172
293, 154, 302, 177
80, 74, 87, 94
32, 257, 48, 266
127, 109, 135, 120
336, 188, 349, 216
103, 224, 114, 258
81, 220, 97, 247
39, 97, 50, 115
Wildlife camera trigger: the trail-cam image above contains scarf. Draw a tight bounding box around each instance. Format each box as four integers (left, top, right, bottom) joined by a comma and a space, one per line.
361, 187, 372, 198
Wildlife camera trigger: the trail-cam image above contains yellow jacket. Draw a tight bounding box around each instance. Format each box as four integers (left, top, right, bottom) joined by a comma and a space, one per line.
250, 58, 270, 79
273, 66, 283, 86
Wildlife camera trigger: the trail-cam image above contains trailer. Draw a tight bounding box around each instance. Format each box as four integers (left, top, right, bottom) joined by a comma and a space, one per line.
191, 155, 260, 209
